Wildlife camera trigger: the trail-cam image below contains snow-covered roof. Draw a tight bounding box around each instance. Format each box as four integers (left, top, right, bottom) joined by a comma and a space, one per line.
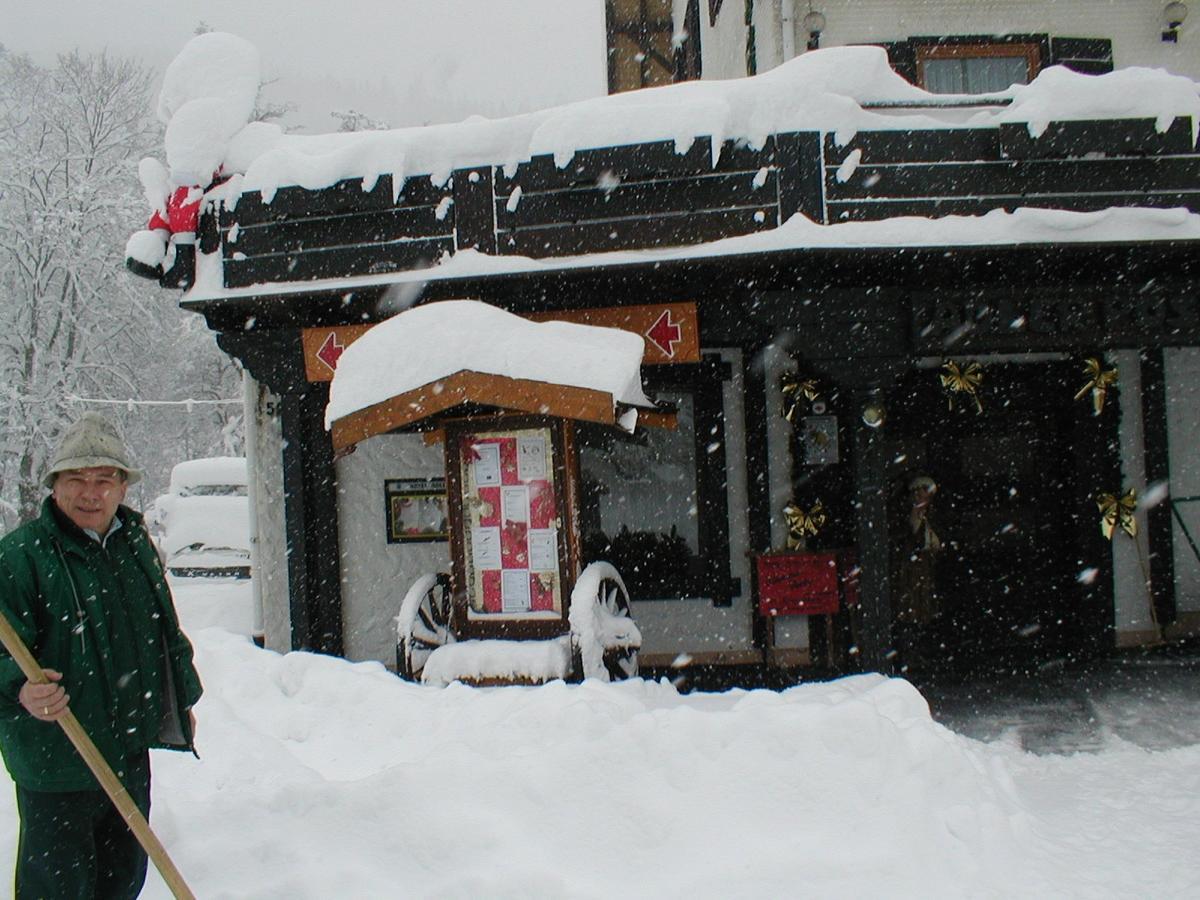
324, 300, 653, 431
145, 33, 1200, 304
155, 34, 1199, 205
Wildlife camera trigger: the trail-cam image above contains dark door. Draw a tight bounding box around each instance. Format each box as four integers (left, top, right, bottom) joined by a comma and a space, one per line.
886, 360, 1108, 677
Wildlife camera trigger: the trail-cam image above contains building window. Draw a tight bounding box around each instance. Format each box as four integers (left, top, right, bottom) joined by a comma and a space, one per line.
607, 0, 701, 94
578, 358, 733, 603
915, 41, 1042, 93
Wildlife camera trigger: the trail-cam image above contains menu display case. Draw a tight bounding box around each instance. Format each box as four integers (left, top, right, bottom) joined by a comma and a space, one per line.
445, 415, 580, 639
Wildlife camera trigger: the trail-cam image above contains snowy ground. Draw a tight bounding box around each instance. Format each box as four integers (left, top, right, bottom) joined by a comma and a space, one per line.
1, 579, 1198, 899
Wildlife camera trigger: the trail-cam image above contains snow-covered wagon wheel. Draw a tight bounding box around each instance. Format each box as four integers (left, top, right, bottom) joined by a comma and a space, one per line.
395, 573, 453, 681
569, 562, 641, 682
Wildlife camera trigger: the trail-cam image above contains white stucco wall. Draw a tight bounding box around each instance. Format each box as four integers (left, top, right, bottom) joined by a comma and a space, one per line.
335, 433, 451, 664
1166, 348, 1200, 614
1114, 349, 1154, 635
703, 0, 1199, 80
762, 342, 809, 651
247, 376, 291, 654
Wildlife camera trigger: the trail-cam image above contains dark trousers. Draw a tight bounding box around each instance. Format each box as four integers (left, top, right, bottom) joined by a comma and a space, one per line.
14, 751, 151, 900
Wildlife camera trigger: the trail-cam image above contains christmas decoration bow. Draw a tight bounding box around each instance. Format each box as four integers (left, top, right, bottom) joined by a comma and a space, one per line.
783, 500, 826, 548
1073, 357, 1118, 416
940, 361, 984, 414
1096, 488, 1137, 540
781, 373, 820, 423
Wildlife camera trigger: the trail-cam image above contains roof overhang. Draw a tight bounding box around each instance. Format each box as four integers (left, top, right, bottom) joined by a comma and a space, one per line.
181, 237, 1200, 332
329, 369, 666, 453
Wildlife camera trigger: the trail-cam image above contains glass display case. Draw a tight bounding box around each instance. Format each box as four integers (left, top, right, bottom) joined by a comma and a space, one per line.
444, 415, 580, 639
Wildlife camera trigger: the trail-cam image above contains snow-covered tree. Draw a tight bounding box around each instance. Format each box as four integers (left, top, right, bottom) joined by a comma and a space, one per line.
331, 108, 390, 132
0, 50, 241, 525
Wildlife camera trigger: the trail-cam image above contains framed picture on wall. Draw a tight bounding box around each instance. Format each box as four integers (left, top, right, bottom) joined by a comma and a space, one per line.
385, 478, 449, 543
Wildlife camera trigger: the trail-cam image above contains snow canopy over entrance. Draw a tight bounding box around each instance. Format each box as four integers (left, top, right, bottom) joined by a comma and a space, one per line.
324, 300, 654, 431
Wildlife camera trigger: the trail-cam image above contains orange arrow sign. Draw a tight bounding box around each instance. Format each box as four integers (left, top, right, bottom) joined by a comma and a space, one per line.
316, 332, 344, 373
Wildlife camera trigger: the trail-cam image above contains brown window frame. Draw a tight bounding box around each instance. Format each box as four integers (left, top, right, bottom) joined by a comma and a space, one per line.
915, 40, 1042, 92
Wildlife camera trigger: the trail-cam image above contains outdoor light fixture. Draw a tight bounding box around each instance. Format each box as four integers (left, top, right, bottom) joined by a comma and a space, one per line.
1163, 1, 1188, 41
861, 395, 886, 429
802, 5, 827, 51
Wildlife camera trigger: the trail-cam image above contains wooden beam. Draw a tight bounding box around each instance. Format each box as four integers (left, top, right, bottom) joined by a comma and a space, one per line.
330, 370, 620, 451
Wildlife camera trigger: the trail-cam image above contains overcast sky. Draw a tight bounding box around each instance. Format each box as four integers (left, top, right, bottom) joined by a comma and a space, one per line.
2, 0, 608, 132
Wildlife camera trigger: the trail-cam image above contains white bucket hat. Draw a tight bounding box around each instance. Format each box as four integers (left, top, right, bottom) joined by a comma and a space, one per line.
43, 412, 142, 488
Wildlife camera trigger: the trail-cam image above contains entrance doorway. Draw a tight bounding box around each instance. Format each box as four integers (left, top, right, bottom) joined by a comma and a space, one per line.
885, 359, 1113, 678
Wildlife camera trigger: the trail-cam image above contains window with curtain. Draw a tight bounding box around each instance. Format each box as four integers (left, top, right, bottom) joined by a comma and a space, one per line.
916, 42, 1041, 94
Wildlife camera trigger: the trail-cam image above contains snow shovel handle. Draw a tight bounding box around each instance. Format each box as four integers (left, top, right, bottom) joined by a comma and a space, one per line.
0, 610, 196, 900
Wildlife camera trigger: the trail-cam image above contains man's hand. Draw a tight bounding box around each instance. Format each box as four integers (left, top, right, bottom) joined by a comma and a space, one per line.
19, 670, 69, 722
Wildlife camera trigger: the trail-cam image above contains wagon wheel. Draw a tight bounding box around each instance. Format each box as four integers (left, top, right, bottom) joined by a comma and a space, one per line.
598, 572, 639, 681
570, 561, 640, 682
396, 573, 453, 680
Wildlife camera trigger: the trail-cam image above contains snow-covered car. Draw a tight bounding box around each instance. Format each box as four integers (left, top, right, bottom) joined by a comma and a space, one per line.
150, 457, 251, 578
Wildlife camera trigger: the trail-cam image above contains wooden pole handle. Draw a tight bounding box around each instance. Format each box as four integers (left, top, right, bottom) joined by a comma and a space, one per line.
0, 610, 197, 900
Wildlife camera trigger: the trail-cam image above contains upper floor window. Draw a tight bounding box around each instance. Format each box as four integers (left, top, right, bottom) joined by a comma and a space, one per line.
916, 41, 1041, 93
607, 0, 701, 94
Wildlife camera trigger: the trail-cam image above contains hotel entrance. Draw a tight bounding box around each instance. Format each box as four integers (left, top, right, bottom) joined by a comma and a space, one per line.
885, 359, 1115, 677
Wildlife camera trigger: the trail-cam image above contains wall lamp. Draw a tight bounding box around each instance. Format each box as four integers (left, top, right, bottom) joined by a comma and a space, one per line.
861, 392, 886, 429
802, 6, 827, 51
1163, 1, 1188, 41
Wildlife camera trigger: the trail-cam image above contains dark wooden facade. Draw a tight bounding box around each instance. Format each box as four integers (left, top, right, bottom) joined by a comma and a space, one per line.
199, 116, 1199, 291
185, 115, 1200, 675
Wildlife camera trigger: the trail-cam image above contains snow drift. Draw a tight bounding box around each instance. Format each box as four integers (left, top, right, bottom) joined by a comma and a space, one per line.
113, 634, 1045, 897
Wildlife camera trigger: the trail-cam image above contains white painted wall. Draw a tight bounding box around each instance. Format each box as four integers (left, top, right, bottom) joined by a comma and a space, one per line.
1114, 349, 1155, 635
335, 433, 450, 664
247, 376, 291, 654
704, 0, 1200, 80
763, 341, 809, 650
1166, 348, 1200, 614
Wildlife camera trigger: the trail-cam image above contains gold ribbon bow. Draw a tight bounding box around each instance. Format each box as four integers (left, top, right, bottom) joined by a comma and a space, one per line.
1096, 488, 1137, 540
783, 500, 826, 549
781, 373, 820, 423
940, 360, 984, 414
1073, 358, 1118, 416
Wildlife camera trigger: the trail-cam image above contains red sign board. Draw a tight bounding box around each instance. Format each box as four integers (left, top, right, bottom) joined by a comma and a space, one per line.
756, 552, 841, 617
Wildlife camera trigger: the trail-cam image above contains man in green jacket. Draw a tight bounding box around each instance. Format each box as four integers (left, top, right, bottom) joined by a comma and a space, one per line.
0, 413, 203, 899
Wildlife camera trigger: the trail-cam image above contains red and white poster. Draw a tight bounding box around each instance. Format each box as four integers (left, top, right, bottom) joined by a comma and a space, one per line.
460, 427, 562, 616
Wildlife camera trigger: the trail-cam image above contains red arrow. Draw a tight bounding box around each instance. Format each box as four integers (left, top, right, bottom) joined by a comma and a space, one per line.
316, 332, 344, 373
645, 310, 682, 358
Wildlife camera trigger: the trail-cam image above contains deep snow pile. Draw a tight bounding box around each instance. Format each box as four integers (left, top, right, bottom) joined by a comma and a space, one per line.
1, 583, 1199, 898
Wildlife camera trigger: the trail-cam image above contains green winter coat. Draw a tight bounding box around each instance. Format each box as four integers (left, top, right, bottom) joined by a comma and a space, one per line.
0, 498, 203, 791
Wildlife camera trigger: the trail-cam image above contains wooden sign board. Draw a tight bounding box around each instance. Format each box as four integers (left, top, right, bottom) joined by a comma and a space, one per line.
301, 302, 699, 382
300, 324, 374, 382
524, 302, 700, 366
756, 552, 841, 617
